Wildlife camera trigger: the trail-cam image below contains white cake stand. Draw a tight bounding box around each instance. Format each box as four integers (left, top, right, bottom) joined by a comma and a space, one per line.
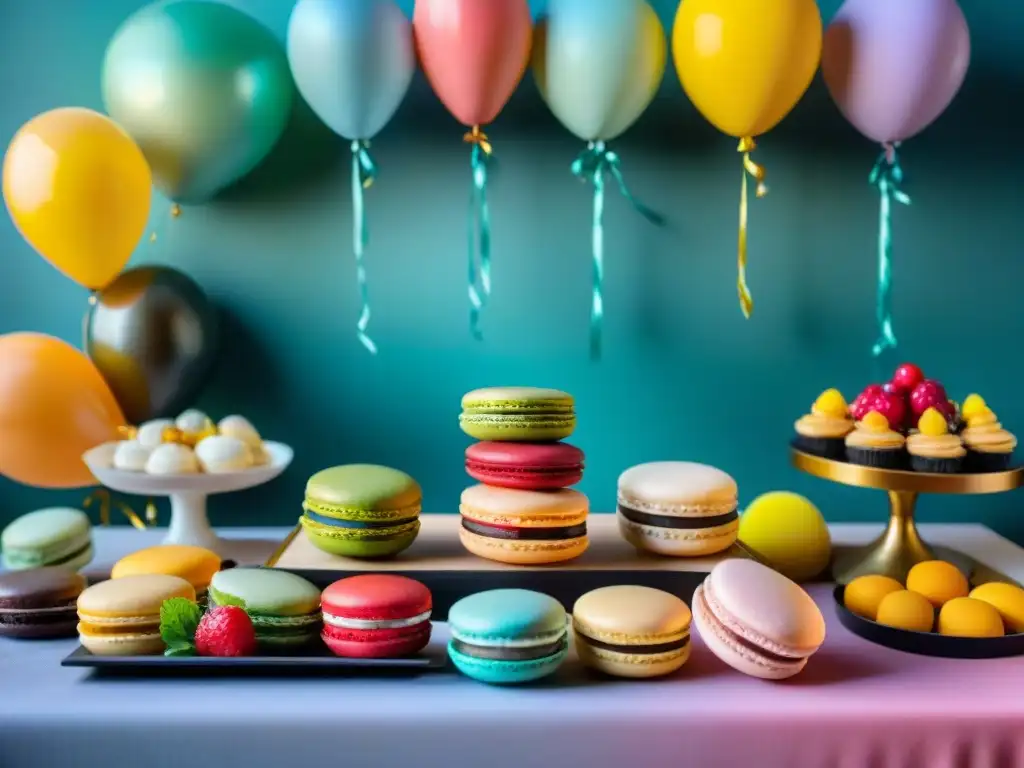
83, 441, 294, 554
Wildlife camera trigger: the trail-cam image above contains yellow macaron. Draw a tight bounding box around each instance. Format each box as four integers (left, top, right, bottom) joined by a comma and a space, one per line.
905, 560, 969, 609
572, 585, 692, 679
875, 590, 935, 633
937, 597, 1005, 638
843, 574, 904, 621
968, 582, 1024, 634
77, 574, 195, 655
111, 545, 221, 596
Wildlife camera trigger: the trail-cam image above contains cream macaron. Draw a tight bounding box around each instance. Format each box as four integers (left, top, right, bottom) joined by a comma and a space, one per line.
136, 418, 174, 450
145, 443, 200, 475
195, 435, 253, 474
617, 462, 739, 557
77, 574, 195, 656
113, 440, 152, 472
459, 484, 589, 565
573, 585, 692, 678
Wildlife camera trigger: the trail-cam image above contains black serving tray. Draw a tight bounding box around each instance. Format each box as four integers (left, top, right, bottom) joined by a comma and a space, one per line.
62, 642, 448, 675
833, 586, 1024, 659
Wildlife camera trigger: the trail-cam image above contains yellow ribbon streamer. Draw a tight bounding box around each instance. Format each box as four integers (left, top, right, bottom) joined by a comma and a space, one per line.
463, 125, 492, 156
737, 136, 768, 319
161, 423, 217, 448
83, 488, 154, 530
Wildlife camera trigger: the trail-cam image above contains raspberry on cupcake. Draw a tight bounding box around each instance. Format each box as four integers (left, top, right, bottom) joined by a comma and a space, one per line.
793, 389, 855, 459
960, 395, 1017, 472
845, 411, 906, 469
906, 408, 965, 474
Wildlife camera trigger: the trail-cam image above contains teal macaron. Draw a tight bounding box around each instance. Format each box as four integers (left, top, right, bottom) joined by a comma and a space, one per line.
447, 589, 569, 684
300, 465, 422, 558
459, 387, 576, 442
208, 568, 322, 649
1, 507, 93, 571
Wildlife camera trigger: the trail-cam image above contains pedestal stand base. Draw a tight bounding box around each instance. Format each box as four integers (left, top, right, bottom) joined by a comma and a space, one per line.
161, 493, 224, 553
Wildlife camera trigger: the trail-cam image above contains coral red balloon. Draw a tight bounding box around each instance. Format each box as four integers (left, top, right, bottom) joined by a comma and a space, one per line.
0, 333, 125, 488
413, 0, 532, 126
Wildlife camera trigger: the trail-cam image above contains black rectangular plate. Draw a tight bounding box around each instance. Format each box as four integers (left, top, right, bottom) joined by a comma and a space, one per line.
61, 643, 447, 675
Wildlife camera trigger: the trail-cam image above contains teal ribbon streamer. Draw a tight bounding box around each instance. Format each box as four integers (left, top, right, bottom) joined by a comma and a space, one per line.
868, 143, 911, 358
571, 140, 664, 360
351, 140, 377, 355
467, 141, 492, 341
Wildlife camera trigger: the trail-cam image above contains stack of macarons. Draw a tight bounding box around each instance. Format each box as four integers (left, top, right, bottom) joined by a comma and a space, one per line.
300, 464, 423, 558
459, 387, 589, 565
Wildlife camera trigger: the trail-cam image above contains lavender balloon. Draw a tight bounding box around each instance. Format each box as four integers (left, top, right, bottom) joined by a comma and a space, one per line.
821, 0, 970, 143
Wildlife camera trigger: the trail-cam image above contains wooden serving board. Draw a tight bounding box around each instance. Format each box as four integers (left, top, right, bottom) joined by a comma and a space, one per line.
266, 515, 755, 617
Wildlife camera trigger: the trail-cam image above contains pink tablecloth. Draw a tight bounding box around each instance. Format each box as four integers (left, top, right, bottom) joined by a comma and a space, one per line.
666, 584, 1024, 767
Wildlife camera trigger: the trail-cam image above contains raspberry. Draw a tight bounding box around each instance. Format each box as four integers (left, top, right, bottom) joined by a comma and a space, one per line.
194, 606, 257, 657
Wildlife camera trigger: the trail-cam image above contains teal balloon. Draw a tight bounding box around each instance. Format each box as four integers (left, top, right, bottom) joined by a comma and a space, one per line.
102, 1, 294, 203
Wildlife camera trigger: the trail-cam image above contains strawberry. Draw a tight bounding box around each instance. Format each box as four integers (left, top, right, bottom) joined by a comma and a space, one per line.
194, 606, 257, 657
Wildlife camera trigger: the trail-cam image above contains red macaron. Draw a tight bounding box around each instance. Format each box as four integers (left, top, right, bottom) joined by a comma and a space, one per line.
321, 575, 432, 658
465, 441, 584, 489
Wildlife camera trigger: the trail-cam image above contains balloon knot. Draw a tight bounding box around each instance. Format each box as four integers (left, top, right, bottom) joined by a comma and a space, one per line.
463, 125, 492, 156
737, 136, 757, 154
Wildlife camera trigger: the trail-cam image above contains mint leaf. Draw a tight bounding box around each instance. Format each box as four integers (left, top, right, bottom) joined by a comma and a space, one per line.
209, 587, 246, 610
160, 597, 202, 651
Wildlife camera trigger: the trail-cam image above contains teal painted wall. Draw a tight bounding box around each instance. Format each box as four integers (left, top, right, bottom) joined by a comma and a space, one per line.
2, 1, 1024, 542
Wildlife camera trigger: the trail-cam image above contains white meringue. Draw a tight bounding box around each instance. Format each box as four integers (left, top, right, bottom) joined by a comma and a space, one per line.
145, 443, 200, 475
113, 440, 151, 472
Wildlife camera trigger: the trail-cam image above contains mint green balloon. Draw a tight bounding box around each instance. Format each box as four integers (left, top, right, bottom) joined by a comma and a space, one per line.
102, 1, 293, 203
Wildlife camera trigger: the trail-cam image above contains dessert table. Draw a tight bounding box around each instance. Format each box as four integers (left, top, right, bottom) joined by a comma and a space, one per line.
2, 522, 1023, 768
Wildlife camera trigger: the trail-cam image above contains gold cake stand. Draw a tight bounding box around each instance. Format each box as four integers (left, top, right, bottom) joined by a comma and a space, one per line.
791, 449, 1023, 584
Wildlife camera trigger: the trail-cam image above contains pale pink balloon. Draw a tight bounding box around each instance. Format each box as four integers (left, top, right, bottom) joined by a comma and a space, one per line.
413, 0, 532, 127
822, 0, 970, 144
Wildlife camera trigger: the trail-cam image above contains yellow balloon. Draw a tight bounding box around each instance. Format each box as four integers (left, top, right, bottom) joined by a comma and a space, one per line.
2, 108, 152, 290
672, 0, 822, 138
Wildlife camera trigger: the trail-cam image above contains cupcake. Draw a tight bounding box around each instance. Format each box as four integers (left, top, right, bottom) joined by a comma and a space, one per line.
845, 411, 906, 468
793, 389, 855, 459
906, 407, 965, 473
960, 396, 1017, 472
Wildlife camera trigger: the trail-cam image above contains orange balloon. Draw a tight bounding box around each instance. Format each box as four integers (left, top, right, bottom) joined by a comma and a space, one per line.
0, 333, 125, 488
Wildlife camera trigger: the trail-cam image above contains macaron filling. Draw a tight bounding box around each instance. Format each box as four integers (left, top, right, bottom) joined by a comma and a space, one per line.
461, 518, 587, 541
323, 610, 431, 630
303, 511, 419, 530
617, 505, 738, 530
450, 637, 566, 661
575, 633, 690, 656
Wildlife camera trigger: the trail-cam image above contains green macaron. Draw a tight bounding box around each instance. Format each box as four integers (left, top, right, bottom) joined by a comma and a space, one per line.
459, 387, 576, 442
300, 464, 422, 558
208, 567, 321, 649
1, 507, 93, 571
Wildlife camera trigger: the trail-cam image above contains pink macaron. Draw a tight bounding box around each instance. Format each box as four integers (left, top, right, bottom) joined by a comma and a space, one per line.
465, 442, 584, 489
693, 559, 825, 680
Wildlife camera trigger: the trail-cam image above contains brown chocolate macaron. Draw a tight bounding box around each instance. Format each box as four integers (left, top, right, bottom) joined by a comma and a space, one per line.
0, 566, 86, 639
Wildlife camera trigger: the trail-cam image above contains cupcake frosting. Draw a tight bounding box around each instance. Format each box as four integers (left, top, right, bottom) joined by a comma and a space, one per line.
795, 389, 854, 439
961, 406, 1017, 454
907, 408, 966, 459
846, 411, 905, 450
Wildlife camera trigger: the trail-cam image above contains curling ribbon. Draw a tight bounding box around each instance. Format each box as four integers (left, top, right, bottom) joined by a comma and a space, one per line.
83, 488, 152, 530
463, 125, 493, 341
351, 140, 378, 355
571, 141, 664, 360
869, 142, 910, 357
737, 137, 768, 319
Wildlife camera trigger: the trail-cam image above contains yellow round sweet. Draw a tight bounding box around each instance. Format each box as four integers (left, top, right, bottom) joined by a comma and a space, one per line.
906, 560, 969, 608
738, 492, 832, 583
875, 590, 934, 632
937, 597, 1005, 638
969, 582, 1024, 634
843, 574, 904, 620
